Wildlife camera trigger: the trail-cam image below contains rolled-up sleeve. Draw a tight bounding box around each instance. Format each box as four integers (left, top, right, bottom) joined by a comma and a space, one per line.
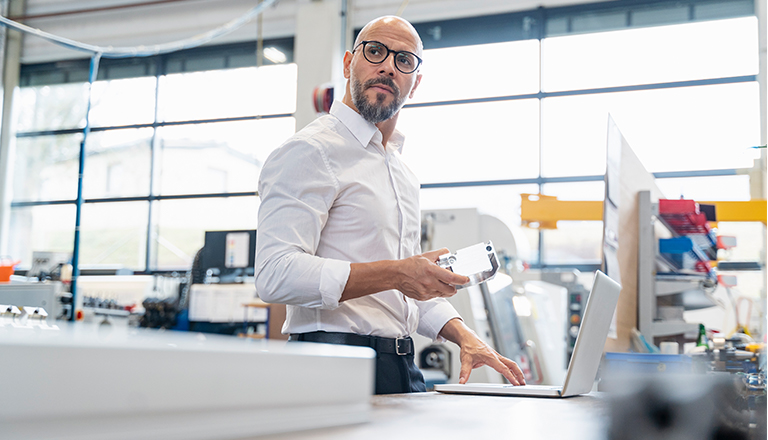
255, 136, 350, 309
415, 298, 462, 341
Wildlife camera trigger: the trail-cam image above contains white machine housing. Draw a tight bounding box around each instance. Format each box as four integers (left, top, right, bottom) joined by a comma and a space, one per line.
418, 208, 572, 385
0, 324, 375, 440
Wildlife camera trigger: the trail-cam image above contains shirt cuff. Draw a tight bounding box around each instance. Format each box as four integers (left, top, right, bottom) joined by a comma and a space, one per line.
416, 299, 462, 341
319, 258, 351, 309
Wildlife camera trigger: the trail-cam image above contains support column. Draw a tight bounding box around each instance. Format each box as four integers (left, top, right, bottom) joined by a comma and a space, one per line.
294, 0, 348, 131
756, 0, 767, 338
0, 0, 24, 256
756, 0, 767, 200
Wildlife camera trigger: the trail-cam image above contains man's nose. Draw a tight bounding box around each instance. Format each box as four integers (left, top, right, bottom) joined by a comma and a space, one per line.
377, 53, 397, 76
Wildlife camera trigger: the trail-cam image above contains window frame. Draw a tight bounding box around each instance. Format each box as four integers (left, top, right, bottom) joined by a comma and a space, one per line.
11, 38, 296, 274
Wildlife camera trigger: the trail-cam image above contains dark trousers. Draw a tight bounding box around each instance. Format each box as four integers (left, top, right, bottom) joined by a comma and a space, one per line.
289, 331, 426, 395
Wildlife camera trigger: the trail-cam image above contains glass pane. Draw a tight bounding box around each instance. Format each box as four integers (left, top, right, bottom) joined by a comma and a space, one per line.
155, 118, 295, 195
13, 134, 83, 202
89, 77, 157, 127
542, 181, 605, 201
542, 17, 759, 92
655, 175, 751, 201
80, 202, 149, 271
632, 5, 689, 27
541, 221, 603, 264
420, 184, 540, 263
8, 204, 76, 269
153, 197, 259, 270
398, 99, 539, 184
541, 82, 761, 177
14, 83, 89, 132
410, 40, 540, 104
571, 11, 627, 34
538, 182, 605, 265
83, 128, 152, 199
695, 0, 755, 20
715, 222, 765, 262
157, 64, 298, 122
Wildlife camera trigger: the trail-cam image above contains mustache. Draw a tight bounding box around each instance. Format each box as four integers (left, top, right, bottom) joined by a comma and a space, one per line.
364, 77, 400, 95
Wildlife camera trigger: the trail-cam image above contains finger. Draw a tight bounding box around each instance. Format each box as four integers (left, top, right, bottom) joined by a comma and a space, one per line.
434, 280, 458, 297
432, 265, 470, 286
488, 355, 520, 386
421, 248, 450, 263
499, 355, 527, 386
459, 359, 473, 384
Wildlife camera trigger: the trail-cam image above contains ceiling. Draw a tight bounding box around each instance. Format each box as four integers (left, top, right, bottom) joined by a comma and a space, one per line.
10, 0, 611, 63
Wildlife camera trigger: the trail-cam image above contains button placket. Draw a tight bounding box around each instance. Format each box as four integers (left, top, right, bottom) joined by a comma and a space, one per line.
384, 150, 405, 260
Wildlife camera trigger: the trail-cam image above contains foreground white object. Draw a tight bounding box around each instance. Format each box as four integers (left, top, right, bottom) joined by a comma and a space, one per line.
0, 323, 375, 440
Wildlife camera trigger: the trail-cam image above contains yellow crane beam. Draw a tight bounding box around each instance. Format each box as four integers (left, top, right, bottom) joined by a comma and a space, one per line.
520, 194, 767, 229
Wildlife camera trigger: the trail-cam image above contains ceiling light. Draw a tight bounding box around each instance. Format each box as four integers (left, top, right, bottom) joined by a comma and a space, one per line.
263, 47, 286, 64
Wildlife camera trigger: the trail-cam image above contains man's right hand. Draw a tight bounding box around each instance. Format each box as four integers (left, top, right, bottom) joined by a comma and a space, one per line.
341, 248, 470, 303
394, 248, 470, 301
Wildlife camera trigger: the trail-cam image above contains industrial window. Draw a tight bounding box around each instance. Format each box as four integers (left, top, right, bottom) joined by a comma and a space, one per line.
400, 0, 760, 267
9, 39, 296, 272
7, 0, 761, 272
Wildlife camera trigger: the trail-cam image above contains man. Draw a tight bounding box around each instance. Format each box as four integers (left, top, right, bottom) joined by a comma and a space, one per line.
255, 15, 525, 394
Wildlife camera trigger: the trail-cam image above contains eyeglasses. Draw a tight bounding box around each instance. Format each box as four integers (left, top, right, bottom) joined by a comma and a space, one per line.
353, 40, 422, 74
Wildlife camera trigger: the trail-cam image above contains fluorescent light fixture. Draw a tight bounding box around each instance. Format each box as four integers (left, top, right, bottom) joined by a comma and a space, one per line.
263, 47, 286, 64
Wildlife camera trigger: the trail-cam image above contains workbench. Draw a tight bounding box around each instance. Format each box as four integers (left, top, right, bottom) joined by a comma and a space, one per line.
257, 391, 607, 439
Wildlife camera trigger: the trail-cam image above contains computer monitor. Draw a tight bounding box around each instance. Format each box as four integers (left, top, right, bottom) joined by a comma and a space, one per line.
199, 230, 256, 282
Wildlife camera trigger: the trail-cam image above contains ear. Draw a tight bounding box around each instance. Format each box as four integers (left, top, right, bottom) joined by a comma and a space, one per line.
343, 51, 353, 79
408, 72, 422, 99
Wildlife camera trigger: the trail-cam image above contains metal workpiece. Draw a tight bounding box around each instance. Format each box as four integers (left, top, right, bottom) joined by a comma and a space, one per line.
437, 241, 499, 289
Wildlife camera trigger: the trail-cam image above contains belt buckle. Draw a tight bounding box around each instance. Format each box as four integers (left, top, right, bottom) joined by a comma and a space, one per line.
395, 337, 409, 356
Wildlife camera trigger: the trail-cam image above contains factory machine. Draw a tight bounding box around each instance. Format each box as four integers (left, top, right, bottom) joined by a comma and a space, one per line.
0, 228, 265, 334
417, 208, 591, 386
1, 250, 189, 330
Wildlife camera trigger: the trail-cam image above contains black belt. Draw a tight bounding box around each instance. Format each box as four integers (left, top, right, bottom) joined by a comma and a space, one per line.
289, 331, 414, 356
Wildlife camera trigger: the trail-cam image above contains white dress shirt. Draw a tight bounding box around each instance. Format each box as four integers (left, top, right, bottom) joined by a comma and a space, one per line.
255, 101, 460, 340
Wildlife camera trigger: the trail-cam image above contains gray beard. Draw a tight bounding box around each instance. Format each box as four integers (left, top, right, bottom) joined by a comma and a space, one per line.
351, 76, 404, 124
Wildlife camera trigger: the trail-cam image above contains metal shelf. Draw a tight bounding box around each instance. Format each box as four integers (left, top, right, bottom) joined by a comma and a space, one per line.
638, 191, 714, 343
655, 274, 719, 311
650, 320, 700, 338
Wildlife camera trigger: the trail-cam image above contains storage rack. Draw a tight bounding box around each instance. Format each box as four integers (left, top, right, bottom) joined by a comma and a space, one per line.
637, 190, 719, 344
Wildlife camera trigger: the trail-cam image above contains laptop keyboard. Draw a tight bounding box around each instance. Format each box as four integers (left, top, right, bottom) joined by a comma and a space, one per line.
501, 385, 562, 390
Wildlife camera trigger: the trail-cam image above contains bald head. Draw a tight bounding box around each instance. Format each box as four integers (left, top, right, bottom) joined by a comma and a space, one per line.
342, 15, 424, 130
354, 15, 423, 57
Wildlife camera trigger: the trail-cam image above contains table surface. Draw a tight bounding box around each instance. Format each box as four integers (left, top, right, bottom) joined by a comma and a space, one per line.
257, 391, 609, 440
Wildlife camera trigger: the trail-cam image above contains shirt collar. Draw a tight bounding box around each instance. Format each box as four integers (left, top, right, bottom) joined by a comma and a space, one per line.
330, 101, 406, 154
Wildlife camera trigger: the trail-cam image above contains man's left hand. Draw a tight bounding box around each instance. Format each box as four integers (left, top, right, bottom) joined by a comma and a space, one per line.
439, 318, 526, 386
456, 334, 526, 385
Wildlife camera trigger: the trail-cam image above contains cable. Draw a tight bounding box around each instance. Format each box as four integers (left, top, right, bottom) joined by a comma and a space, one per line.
0, 0, 277, 58
396, 0, 410, 17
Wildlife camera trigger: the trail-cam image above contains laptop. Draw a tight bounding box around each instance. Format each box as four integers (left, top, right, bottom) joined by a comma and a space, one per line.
434, 270, 621, 398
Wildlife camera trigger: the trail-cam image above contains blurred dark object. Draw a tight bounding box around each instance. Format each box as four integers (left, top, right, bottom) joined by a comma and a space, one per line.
139, 297, 179, 329
420, 344, 452, 378
177, 248, 204, 312
607, 374, 765, 440
83, 296, 122, 310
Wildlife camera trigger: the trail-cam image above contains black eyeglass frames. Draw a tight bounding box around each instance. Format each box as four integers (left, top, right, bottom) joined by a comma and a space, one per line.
353, 40, 422, 74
